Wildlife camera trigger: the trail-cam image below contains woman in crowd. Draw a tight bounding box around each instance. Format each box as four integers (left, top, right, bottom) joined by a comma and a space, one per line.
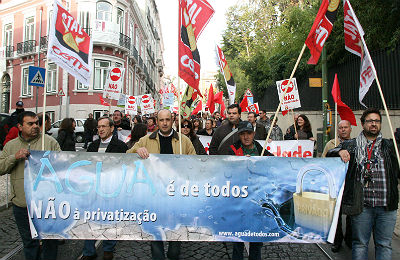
133, 115, 142, 125
180, 119, 207, 155
285, 114, 314, 140
192, 118, 202, 134
57, 118, 76, 151
147, 116, 157, 133
126, 123, 147, 149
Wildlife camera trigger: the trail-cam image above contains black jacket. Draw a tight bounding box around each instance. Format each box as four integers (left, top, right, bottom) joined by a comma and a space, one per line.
57, 130, 76, 151
87, 136, 128, 153
254, 123, 267, 140
209, 121, 239, 155
327, 138, 399, 215
228, 140, 274, 157
190, 135, 207, 155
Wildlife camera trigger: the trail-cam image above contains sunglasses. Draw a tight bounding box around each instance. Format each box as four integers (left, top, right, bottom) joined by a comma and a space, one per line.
181, 125, 190, 128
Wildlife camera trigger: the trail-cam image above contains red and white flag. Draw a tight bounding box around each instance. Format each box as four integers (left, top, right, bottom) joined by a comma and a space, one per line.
344, 0, 376, 107
47, 0, 93, 85
206, 84, 215, 114
178, 0, 214, 96
305, 0, 339, 65
216, 44, 236, 104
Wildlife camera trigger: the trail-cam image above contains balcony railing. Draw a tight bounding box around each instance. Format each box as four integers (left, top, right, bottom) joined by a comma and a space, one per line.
40, 36, 48, 50
119, 33, 130, 50
17, 40, 36, 55
130, 44, 138, 60
5, 46, 14, 58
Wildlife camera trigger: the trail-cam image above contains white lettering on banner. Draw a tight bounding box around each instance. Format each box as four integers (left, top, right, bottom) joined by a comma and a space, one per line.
52, 45, 89, 72
180, 55, 199, 79
198, 136, 314, 157
315, 19, 329, 47
61, 13, 83, 35
185, 1, 202, 25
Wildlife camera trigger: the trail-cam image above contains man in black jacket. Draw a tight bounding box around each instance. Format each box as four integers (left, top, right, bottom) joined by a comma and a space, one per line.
247, 112, 266, 140
227, 121, 273, 260
209, 104, 241, 155
81, 116, 128, 260
327, 108, 399, 260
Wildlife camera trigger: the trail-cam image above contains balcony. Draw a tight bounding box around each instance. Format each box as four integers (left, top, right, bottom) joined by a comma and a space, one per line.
17, 40, 36, 55
40, 36, 48, 50
130, 44, 138, 60
119, 33, 131, 50
5, 46, 14, 58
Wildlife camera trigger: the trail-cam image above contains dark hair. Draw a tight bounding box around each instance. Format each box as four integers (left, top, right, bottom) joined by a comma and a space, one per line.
37, 113, 50, 126
134, 115, 142, 123
59, 118, 76, 133
130, 123, 147, 143
192, 118, 202, 129
206, 119, 214, 125
361, 108, 381, 124
259, 110, 266, 114
248, 111, 257, 118
181, 119, 195, 139
296, 114, 312, 132
147, 116, 156, 125
98, 116, 114, 127
113, 110, 122, 117
228, 103, 241, 114
18, 111, 37, 125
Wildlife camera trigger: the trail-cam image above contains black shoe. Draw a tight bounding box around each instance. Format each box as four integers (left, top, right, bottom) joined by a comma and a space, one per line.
331, 243, 342, 253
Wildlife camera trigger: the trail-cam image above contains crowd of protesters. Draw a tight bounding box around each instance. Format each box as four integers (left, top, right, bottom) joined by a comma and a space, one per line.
0, 100, 399, 260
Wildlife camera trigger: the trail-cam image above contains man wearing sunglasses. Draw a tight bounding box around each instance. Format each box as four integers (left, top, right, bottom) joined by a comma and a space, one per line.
327, 108, 399, 260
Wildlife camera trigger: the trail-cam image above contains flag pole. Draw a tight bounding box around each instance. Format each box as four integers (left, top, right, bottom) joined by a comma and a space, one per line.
177, 0, 182, 154
291, 109, 298, 140
261, 44, 307, 156
41, 59, 49, 150
334, 102, 338, 146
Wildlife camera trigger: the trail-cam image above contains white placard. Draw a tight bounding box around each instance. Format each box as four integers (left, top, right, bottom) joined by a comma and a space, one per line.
276, 78, 301, 111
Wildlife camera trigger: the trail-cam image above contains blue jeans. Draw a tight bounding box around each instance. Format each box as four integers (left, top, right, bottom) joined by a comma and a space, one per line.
151, 241, 181, 260
13, 205, 58, 260
351, 206, 396, 260
232, 242, 262, 260
82, 240, 116, 256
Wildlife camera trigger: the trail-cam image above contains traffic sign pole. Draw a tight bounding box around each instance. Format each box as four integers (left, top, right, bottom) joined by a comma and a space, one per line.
41, 60, 49, 150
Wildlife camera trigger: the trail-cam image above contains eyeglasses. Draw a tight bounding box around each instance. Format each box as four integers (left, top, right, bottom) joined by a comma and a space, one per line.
181, 125, 190, 128
365, 119, 381, 124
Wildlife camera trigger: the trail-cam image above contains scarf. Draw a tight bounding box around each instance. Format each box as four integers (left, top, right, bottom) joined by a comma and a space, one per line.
355, 131, 382, 181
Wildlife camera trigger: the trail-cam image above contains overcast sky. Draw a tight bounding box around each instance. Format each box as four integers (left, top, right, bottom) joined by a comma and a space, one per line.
155, 0, 239, 78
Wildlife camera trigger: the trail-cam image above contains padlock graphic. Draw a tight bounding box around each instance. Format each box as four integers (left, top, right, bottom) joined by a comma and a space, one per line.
293, 164, 337, 235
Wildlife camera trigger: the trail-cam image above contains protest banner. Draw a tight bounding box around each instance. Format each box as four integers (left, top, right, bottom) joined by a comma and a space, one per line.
276, 78, 301, 112
26, 151, 346, 243
140, 94, 155, 115
103, 67, 125, 100
125, 96, 138, 116
163, 92, 175, 108
47, 0, 93, 86
198, 136, 314, 157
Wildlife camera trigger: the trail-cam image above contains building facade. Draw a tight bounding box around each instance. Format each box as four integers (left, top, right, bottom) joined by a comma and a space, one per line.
0, 0, 164, 120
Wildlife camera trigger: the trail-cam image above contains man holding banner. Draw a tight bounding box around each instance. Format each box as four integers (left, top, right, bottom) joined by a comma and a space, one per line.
127, 109, 195, 260
0, 111, 61, 260
327, 108, 399, 260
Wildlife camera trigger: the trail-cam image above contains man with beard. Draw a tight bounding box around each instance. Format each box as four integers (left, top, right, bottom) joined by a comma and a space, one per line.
0, 111, 60, 260
327, 108, 399, 260
209, 104, 241, 155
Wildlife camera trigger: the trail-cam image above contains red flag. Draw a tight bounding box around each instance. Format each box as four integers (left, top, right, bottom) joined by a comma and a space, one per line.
305, 0, 339, 64
206, 85, 215, 114
331, 74, 357, 126
178, 0, 214, 96
214, 91, 225, 118
191, 100, 203, 116
99, 95, 110, 106
240, 95, 248, 112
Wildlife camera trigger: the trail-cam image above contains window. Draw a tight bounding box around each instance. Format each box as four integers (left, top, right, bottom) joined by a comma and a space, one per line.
79, 11, 91, 31
24, 17, 35, 41
129, 22, 134, 46
117, 8, 124, 33
77, 80, 89, 90
96, 1, 112, 22
47, 11, 53, 34
3, 23, 13, 47
94, 60, 111, 90
46, 63, 58, 93
22, 68, 31, 96
129, 70, 133, 95
135, 30, 140, 52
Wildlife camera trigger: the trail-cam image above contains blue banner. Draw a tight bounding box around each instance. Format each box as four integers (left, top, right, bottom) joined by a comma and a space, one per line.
25, 151, 347, 243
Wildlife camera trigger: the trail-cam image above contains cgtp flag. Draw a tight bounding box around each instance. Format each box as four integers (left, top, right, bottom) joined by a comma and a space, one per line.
331, 74, 357, 126
180, 86, 200, 118
178, 0, 214, 96
216, 44, 236, 104
47, 0, 93, 85
344, 0, 376, 107
305, 0, 339, 65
